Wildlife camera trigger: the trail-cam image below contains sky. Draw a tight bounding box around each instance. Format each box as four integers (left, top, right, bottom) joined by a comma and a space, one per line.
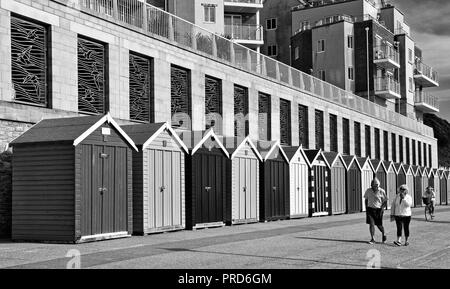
393, 0, 450, 121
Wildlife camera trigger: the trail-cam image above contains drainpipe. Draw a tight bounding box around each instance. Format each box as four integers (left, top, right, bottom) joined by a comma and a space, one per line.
366, 27, 370, 101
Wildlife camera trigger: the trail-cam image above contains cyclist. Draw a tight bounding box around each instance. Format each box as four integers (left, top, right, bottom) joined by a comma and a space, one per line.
422, 186, 436, 219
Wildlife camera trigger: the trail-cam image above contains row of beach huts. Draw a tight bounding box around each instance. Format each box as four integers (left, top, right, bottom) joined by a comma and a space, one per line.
8, 114, 449, 243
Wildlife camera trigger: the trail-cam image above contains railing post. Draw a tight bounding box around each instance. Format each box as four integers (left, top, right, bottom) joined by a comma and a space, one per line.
168, 14, 175, 41
230, 41, 235, 64
288, 68, 293, 86
112, 0, 119, 19
142, 3, 148, 32
212, 35, 217, 58
246, 49, 252, 71
191, 26, 197, 50
275, 62, 281, 81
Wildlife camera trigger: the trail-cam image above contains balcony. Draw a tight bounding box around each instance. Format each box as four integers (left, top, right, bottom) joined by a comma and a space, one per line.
224, 0, 263, 13
374, 45, 400, 69
224, 24, 263, 44
415, 91, 440, 113
414, 62, 439, 87
374, 77, 401, 99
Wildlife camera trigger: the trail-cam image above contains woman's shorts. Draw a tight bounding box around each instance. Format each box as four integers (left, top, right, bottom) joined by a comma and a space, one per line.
366, 207, 384, 226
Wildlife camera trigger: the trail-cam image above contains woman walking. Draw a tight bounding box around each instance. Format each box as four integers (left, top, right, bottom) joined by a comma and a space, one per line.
390, 184, 413, 246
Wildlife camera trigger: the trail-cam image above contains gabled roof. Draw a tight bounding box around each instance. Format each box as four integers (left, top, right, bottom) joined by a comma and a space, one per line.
122, 122, 188, 153
438, 168, 447, 179
282, 145, 308, 164
422, 167, 430, 177
322, 152, 346, 169
178, 130, 229, 157
303, 149, 323, 168
356, 157, 374, 172
393, 163, 404, 174
342, 155, 359, 170
403, 164, 412, 175
223, 136, 263, 161
257, 140, 289, 162
411, 165, 420, 176
384, 161, 395, 172
371, 159, 387, 173
10, 114, 138, 151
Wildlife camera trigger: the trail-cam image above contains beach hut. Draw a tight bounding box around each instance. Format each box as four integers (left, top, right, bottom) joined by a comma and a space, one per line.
283, 146, 309, 218
343, 156, 361, 214
304, 150, 330, 217
404, 165, 415, 208
446, 170, 450, 205
258, 141, 290, 222
323, 152, 347, 215
429, 169, 440, 206
179, 130, 230, 230
395, 163, 407, 188
412, 166, 423, 207
385, 161, 397, 209
224, 137, 262, 225
421, 167, 430, 206
439, 169, 447, 206
356, 157, 375, 212
122, 123, 188, 235
10, 114, 137, 243
371, 159, 387, 195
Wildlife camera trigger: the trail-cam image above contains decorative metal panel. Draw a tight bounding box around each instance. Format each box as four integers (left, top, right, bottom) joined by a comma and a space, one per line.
391, 133, 397, 162
412, 140, 416, 165
129, 53, 152, 122
354, 122, 361, 157
384, 131, 389, 161
375, 128, 380, 160
280, 99, 291, 145
343, 118, 350, 155
171, 66, 191, 129
299, 105, 309, 149
315, 110, 324, 150
399, 136, 404, 163
428, 144, 432, 168
234, 85, 249, 137
418, 141, 422, 166
11, 17, 48, 106
329, 114, 338, 153
258, 93, 271, 141
406, 138, 410, 165
423, 143, 427, 167
205, 76, 222, 133
78, 37, 106, 114
365, 125, 371, 158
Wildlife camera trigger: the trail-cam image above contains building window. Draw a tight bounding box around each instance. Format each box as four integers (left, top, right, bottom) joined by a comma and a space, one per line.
294, 47, 300, 60
268, 45, 277, 57
409, 77, 414, 92
259, 92, 271, 141
375, 128, 380, 160
423, 143, 428, 167
348, 35, 354, 49
354, 122, 361, 157
319, 70, 326, 81
343, 118, 350, 155
203, 4, 216, 23
11, 16, 49, 107
78, 36, 108, 114
408, 49, 413, 63
383, 131, 388, 161
399, 136, 404, 163
391, 133, 397, 162
317, 39, 325, 52
412, 140, 416, 165
428, 144, 432, 167
129, 52, 153, 123
330, 114, 338, 153
365, 125, 371, 158
315, 110, 324, 150
266, 18, 277, 30
171, 65, 191, 129
418, 141, 422, 166
406, 138, 410, 165
280, 99, 291, 145
299, 104, 309, 149
205, 75, 222, 134
234, 85, 249, 137
348, 67, 354, 80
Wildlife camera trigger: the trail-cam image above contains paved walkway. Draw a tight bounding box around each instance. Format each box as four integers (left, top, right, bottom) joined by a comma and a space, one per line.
1, 207, 449, 269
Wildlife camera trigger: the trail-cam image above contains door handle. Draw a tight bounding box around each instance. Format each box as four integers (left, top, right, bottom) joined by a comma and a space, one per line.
297, 187, 300, 191
99, 188, 107, 194
243, 187, 247, 192
205, 186, 211, 192
272, 187, 277, 192
160, 186, 166, 193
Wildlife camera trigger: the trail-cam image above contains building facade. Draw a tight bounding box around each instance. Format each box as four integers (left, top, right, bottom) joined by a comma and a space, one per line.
0, 0, 438, 168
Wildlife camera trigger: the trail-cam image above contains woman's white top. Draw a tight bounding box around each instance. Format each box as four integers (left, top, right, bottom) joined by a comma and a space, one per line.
391, 194, 413, 217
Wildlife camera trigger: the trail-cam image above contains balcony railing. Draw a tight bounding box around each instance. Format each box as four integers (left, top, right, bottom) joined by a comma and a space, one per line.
224, 24, 263, 41
415, 61, 439, 83
375, 77, 400, 95
224, 0, 263, 4
71, 0, 434, 137
373, 45, 400, 66
415, 91, 440, 111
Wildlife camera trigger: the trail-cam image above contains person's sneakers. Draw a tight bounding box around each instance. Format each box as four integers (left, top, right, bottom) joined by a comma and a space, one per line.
368, 239, 375, 245
382, 235, 387, 243
404, 241, 410, 246
393, 241, 402, 246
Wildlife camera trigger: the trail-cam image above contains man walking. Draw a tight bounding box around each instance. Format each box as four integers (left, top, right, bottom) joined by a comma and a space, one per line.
364, 178, 388, 244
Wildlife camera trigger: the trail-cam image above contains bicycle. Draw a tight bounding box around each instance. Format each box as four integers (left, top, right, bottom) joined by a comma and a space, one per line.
422, 197, 434, 221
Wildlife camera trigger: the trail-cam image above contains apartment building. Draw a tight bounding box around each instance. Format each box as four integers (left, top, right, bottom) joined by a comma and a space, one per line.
260, 0, 439, 124
149, 0, 264, 52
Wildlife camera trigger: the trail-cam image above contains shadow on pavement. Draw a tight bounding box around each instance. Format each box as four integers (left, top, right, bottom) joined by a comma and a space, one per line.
411, 217, 450, 224
294, 236, 371, 244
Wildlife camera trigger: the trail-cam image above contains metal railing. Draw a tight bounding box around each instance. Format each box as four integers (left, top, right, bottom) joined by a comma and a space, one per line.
224, 0, 263, 4
375, 77, 400, 94
373, 45, 399, 64
394, 27, 409, 36
74, 0, 434, 137
415, 91, 440, 110
224, 24, 263, 41
415, 61, 439, 83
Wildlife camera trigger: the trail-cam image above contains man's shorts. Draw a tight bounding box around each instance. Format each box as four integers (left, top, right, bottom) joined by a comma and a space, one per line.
366, 207, 384, 226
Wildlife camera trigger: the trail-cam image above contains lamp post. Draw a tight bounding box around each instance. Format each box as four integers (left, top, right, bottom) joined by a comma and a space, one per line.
365, 27, 370, 101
